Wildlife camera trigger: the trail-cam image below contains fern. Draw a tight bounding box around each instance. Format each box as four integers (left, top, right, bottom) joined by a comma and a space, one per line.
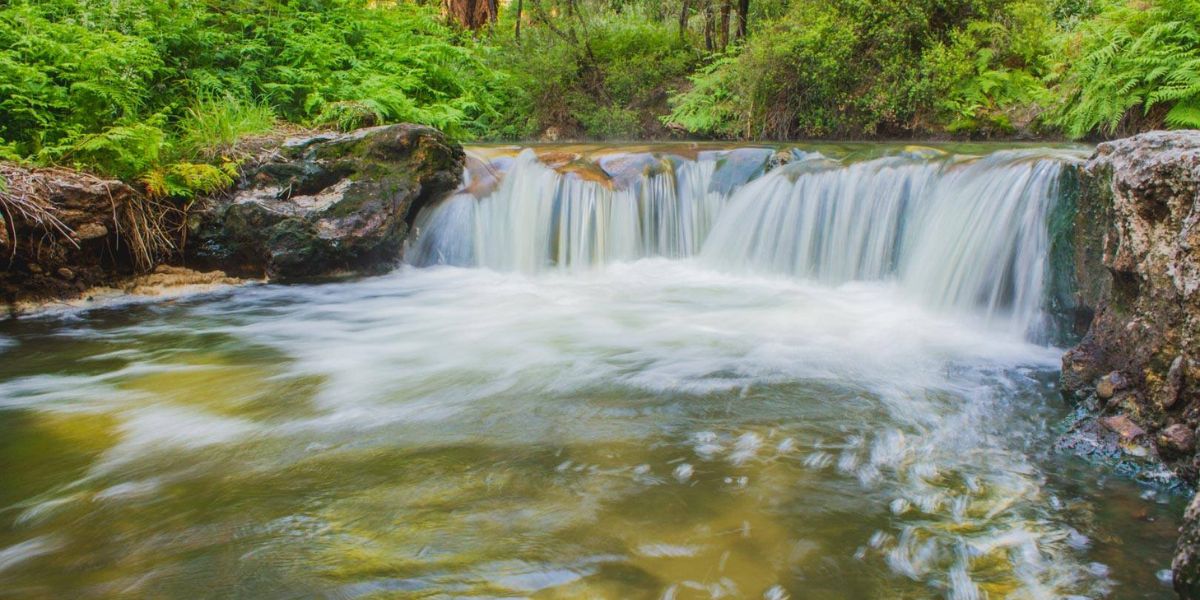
1055, 0, 1200, 137
142, 161, 235, 200
1166, 98, 1200, 127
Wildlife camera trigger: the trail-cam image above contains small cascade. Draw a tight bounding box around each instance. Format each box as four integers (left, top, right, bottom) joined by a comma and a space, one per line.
407, 149, 727, 270
702, 151, 1068, 334
407, 146, 1080, 337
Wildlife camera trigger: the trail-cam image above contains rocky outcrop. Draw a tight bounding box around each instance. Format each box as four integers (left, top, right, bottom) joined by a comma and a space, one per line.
190, 124, 463, 279
1057, 130, 1200, 597
2, 124, 464, 311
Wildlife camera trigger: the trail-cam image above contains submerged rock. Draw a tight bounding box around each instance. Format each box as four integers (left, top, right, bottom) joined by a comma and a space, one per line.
191, 124, 464, 279
708, 148, 775, 196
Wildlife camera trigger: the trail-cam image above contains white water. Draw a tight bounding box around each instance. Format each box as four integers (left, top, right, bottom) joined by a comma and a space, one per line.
0, 263, 1113, 598
408, 148, 1076, 336
410, 151, 725, 271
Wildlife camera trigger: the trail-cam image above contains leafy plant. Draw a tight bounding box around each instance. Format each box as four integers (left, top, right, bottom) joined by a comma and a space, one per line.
1054, 0, 1200, 137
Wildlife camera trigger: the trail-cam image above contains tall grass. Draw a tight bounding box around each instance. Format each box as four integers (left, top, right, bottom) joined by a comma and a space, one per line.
177, 97, 277, 161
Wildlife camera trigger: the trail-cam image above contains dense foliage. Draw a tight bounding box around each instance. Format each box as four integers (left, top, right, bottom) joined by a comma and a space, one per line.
1, 0, 1200, 189
487, 5, 701, 139
489, 0, 1200, 140
1053, 0, 1200, 137
0, 0, 506, 194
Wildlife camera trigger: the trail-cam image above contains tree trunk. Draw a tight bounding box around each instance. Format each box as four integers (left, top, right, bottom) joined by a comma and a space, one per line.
718, 0, 731, 50
443, 0, 498, 29
679, 0, 690, 38
515, 0, 524, 40
736, 0, 749, 39
703, 0, 714, 52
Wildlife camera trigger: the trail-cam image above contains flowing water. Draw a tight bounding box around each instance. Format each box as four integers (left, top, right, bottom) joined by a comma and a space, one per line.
0, 144, 1186, 599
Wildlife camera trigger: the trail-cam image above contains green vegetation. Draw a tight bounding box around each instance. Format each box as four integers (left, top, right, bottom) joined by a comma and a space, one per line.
0, 0, 505, 197
2, 0, 1200, 192
1053, 0, 1200, 136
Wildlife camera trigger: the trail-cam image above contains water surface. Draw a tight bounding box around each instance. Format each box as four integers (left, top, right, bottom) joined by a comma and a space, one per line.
0, 143, 1184, 599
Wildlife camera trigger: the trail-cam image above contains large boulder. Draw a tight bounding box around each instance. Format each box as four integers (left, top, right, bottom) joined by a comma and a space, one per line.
191, 124, 464, 279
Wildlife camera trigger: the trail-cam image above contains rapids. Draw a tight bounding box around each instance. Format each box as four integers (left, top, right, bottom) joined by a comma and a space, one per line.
0, 143, 1184, 599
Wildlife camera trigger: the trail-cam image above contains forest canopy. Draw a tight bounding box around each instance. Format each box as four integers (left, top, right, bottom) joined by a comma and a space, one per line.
1, 0, 1199, 189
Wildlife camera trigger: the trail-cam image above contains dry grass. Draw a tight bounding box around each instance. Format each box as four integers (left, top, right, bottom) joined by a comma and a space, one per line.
0, 163, 175, 271
0, 164, 79, 261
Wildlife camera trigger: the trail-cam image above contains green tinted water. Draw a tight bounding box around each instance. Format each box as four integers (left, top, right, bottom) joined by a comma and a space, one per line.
0, 263, 1183, 599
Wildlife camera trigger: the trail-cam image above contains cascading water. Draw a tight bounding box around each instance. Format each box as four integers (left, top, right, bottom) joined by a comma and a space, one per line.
409, 150, 726, 271
408, 146, 1076, 337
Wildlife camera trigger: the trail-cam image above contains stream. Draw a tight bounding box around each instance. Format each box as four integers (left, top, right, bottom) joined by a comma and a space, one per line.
0, 143, 1186, 599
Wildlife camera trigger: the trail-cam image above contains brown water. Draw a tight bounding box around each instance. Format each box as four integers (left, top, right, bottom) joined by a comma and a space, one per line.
0, 263, 1183, 599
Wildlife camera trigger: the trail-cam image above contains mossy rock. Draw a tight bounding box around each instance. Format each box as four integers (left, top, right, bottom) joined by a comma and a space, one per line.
191, 124, 464, 279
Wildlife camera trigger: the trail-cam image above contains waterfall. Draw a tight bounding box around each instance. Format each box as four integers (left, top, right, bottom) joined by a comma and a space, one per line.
408, 150, 728, 270
407, 146, 1079, 337
703, 151, 1069, 333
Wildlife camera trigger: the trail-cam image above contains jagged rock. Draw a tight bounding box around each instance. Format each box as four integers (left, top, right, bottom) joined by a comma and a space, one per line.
1063, 131, 1200, 464
191, 124, 464, 279
1179, 493, 1200, 598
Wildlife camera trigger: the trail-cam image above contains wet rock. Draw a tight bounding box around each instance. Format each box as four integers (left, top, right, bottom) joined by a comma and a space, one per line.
538, 151, 581, 170
597, 153, 666, 191
191, 124, 464, 279
1159, 424, 1196, 457
767, 149, 793, 171
1096, 370, 1127, 399
1100, 414, 1146, 440
709, 148, 774, 196
559, 160, 614, 188
1178, 493, 1200, 598
55, 268, 73, 280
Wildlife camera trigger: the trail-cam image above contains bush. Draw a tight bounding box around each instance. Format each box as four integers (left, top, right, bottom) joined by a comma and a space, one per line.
487, 6, 700, 139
